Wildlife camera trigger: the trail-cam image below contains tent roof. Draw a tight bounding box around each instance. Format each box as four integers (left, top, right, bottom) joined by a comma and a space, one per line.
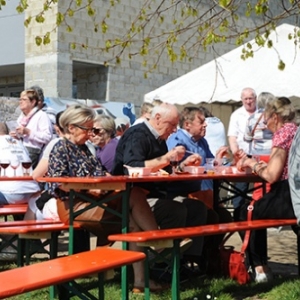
144, 23, 300, 104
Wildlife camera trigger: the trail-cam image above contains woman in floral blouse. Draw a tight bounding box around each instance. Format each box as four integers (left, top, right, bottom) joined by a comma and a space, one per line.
237, 96, 298, 283
48, 104, 164, 292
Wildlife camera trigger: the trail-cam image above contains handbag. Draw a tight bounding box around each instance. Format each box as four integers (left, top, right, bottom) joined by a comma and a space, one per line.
56, 191, 123, 246
219, 230, 250, 284
219, 200, 255, 284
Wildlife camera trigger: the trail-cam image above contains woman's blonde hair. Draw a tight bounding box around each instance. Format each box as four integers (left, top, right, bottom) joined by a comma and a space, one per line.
265, 96, 296, 123
59, 104, 96, 133
20, 89, 39, 107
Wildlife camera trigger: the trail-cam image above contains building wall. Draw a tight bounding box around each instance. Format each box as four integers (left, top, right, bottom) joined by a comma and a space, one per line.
0, 1, 296, 109
0, 0, 24, 66
23, 1, 258, 103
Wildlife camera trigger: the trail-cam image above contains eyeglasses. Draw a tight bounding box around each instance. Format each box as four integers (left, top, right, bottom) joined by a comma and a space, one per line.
73, 124, 94, 132
92, 128, 106, 135
263, 115, 272, 125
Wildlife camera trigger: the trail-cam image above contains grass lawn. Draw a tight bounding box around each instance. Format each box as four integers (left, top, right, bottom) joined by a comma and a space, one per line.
2, 263, 300, 300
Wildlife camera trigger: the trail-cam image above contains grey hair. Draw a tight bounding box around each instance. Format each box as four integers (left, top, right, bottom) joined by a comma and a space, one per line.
94, 115, 116, 138
30, 85, 44, 102
241, 87, 257, 99
150, 102, 178, 119
257, 92, 276, 109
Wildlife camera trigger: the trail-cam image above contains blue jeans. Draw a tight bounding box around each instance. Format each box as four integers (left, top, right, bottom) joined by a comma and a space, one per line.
0, 192, 8, 205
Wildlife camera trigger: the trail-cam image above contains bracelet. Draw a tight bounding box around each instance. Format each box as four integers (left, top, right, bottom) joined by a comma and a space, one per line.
257, 166, 266, 177
252, 162, 261, 175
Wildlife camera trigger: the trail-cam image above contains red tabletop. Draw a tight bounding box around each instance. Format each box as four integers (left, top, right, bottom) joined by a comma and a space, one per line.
37, 173, 263, 184
0, 176, 33, 181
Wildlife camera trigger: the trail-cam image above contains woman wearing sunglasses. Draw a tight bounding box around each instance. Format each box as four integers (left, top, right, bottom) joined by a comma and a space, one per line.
91, 115, 119, 173
47, 104, 164, 292
237, 96, 298, 283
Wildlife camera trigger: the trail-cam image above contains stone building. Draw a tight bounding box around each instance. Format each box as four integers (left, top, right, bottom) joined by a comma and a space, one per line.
0, 0, 295, 111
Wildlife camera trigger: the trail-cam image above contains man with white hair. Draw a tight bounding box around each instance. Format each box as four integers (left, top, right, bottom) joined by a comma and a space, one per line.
228, 87, 257, 219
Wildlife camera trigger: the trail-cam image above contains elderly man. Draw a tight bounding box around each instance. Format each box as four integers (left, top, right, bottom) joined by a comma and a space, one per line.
112, 103, 207, 277
167, 106, 232, 273
228, 87, 257, 219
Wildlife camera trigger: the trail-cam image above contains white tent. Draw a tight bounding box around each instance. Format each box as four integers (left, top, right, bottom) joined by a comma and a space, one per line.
144, 23, 300, 104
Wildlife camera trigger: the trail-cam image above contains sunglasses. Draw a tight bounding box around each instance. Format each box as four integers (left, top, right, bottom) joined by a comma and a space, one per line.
92, 128, 106, 135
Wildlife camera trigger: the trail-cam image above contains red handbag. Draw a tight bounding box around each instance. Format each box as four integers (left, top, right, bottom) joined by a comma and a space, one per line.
219, 231, 250, 284
219, 200, 255, 284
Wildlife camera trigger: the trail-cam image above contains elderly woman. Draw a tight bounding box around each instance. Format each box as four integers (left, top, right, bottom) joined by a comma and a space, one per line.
11, 89, 52, 168
237, 96, 298, 283
91, 115, 119, 173
47, 104, 164, 292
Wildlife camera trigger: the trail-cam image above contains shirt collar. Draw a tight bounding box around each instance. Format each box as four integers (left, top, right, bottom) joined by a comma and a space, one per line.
144, 120, 161, 141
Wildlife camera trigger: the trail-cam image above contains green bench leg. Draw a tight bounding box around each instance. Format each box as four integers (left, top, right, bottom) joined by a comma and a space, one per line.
171, 239, 181, 300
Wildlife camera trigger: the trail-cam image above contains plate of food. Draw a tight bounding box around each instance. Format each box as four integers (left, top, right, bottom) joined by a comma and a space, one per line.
174, 171, 190, 175
158, 169, 170, 176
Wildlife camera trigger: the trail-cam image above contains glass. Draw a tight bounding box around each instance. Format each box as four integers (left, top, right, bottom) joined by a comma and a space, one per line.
22, 161, 32, 176
205, 158, 215, 174
73, 124, 94, 132
169, 153, 178, 175
10, 159, 20, 177
92, 128, 106, 135
0, 159, 10, 177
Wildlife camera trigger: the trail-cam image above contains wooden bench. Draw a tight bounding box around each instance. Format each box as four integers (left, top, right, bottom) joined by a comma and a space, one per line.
109, 219, 298, 300
0, 204, 28, 221
0, 247, 146, 300
0, 220, 81, 266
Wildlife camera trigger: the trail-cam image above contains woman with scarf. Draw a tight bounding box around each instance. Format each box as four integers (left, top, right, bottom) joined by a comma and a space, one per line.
11, 89, 52, 168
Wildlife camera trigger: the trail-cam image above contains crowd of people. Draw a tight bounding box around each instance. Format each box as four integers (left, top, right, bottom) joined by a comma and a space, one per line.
1, 85, 300, 291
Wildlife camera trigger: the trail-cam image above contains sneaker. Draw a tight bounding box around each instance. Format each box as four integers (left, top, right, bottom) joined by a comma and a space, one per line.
255, 270, 273, 283
0, 252, 17, 262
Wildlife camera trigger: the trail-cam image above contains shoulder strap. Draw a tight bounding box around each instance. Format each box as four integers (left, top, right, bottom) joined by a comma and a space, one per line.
241, 200, 256, 254
250, 114, 264, 137
221, 199, 255, 254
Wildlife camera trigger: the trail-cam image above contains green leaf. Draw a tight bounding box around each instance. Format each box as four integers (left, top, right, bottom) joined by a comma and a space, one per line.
43, 32, 51, 45
68, 9, 74, 17
35, 36, 42, 46
71, 43, 76, 50
56, 12, 64, 26
87, 5, 95, 16
16, 5, 24, 13
24, 16, 31, 27
219, 0, 231, 8
35, 14, 45, 23
116, 56, 121, 64
101, 21, 108, 33
105, 40, 112, 49
66, 25, 72, 32
278, 60, 285, 70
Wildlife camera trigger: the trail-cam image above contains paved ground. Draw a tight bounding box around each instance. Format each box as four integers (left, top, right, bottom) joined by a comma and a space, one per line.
53, 225, 298, 277
227, 226, 298, 276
